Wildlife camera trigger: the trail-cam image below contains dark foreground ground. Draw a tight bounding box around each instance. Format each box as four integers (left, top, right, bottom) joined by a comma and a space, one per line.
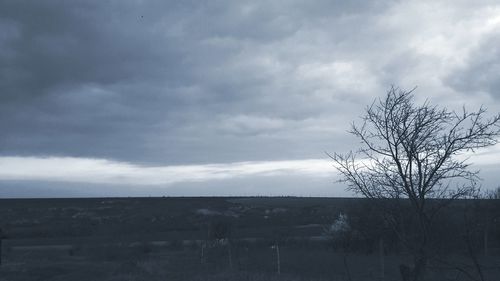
0, 197, 498, 281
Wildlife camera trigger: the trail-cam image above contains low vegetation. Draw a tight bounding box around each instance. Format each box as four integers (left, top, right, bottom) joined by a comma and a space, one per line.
0, 196, 499, 280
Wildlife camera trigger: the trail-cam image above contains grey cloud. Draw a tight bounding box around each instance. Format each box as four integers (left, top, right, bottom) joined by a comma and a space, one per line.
0, 0, 382, 165
1, 0, 499, 172
445, 33, 500, 98
0, 1, 201, 162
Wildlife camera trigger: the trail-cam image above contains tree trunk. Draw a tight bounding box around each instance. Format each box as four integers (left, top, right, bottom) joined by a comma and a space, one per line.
200, 242, 205, 264
227, 241, 233, 270
484, 227, 489, 256
343, 252, 352, 281
379, 237, 384, 281
276, 243, 281, 274
399, 264, 411, 281
412, 255, 427, 281
412, 207, 429, 281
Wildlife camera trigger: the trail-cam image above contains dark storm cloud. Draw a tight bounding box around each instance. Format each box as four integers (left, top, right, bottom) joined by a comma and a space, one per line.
0, 2, 184, 96
1, 0, 500, 172
0, 0, 388, 164
0, 1, 198, 162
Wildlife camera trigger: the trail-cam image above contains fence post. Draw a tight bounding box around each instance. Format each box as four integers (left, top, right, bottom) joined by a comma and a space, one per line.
273, 243, 281, 274
379, 237, 384, 281
484, 226, 489, 256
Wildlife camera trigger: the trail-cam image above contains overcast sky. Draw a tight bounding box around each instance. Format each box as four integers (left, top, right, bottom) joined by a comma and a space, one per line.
1, 0, 500, 197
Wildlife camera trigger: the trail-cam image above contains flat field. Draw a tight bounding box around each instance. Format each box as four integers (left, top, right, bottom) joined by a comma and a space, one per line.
0, 197, 498, 281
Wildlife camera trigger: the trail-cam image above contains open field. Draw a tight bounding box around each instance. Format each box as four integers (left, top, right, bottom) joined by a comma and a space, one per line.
0, 197, 499, 280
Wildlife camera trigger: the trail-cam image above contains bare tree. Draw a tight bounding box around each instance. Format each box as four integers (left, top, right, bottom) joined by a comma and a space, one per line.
329, 87, 500, 281
323, 213, 354, 281
485, 186, 500, 199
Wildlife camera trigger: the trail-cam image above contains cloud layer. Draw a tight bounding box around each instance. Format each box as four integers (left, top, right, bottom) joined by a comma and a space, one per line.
1, 1, 500, 196
0, 144, 498, 197
0, 156, 333, 185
